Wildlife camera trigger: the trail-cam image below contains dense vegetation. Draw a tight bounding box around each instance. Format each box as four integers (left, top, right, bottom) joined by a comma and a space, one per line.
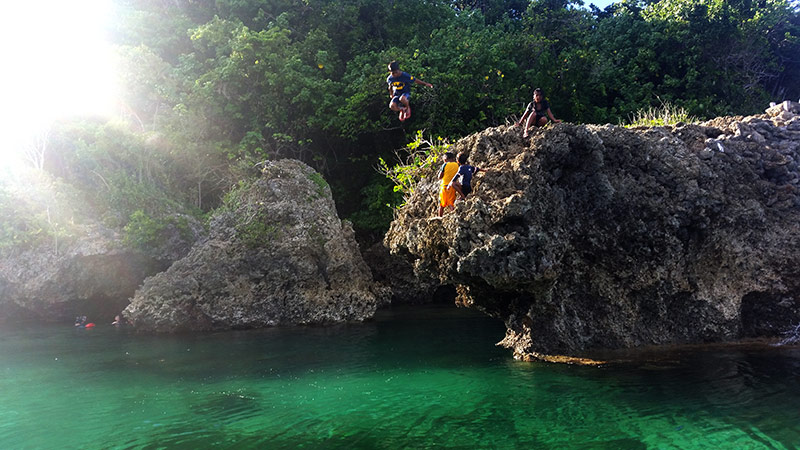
12, 0, 800, 248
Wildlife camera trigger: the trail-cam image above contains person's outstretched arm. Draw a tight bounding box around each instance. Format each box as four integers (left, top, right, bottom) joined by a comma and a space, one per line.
414, 78, 433, 88
547, 108, 561, 123
516, 110, 530, 127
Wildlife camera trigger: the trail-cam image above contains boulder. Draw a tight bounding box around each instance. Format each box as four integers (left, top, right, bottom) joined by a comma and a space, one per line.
124, 159, 386, 331
385, 115, 800, 359
765, 100, 800, 117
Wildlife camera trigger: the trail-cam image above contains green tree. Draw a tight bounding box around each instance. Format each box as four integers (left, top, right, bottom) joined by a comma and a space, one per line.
81, 0, 799, 242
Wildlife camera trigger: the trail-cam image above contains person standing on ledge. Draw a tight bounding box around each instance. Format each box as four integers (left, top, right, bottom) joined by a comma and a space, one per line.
447, 152, 487, 201
386, 60, 433, 122
515, 88, 561, 137
437, 152, 459, 216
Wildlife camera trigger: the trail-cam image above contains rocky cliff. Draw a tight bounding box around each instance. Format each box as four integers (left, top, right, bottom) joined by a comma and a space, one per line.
385, 103, 800, 359
0, 173, 169, 323
124, 159, 386, 331
0, 243, 164, 323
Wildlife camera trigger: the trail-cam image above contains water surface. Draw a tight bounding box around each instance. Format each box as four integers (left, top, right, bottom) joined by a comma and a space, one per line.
1, 305, 799, 449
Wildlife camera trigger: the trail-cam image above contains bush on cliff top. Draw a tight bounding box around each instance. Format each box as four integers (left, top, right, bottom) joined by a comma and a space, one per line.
379, 131, 452, 203
627, 102, 698, 128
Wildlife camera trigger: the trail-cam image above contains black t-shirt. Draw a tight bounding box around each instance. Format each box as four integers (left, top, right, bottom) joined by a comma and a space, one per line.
525, 99, 550, 116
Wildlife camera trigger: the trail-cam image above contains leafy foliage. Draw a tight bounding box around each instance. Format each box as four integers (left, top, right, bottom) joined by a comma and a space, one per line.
378, 131, 452, 202
626, 101, 698, 127
19, 0, 799, 244
348, 173, 403, 235
0, 172, 83, 253
0, 183, 47, 249
123, 210, 168, 252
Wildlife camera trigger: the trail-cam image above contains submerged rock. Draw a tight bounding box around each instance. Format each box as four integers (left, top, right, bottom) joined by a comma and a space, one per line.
385, 113, 800, 358
124, 159, 386, 331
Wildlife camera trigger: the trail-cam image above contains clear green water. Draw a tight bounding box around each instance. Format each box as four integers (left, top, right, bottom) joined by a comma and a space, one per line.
1, 305, 799, 449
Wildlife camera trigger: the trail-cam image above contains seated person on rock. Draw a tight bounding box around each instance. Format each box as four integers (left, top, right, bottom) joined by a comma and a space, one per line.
515, 88, 561, 137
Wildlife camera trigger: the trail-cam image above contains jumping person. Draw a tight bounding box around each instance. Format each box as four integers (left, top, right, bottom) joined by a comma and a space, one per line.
387, 61, 433, 121
516, 88, 561, 137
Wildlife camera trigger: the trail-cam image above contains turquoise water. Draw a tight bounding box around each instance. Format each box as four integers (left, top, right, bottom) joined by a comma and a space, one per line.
1, 305, 799, 449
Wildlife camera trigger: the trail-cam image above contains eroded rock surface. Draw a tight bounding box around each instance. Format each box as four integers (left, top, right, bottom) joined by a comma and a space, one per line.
361, 242, 445, 305
0, 227, 164, 323
385, 109, 800, 358
124, 159, 386, 331
0, 172, 168, 323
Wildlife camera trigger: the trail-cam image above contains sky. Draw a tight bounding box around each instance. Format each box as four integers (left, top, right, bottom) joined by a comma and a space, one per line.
585, 0, 616, 9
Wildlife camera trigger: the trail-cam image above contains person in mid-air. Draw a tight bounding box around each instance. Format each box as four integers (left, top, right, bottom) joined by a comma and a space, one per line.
386, 60, 433, 122
516, 88, 561, 137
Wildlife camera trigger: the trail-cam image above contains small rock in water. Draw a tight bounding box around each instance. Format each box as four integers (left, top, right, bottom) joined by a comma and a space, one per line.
775, 323, 800, 346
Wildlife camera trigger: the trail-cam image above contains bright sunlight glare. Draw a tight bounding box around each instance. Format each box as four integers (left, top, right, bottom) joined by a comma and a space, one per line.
0, 0, 116, 174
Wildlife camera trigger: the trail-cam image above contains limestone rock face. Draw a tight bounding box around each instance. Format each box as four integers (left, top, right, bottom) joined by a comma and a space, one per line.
0, 169, 202, 324
361, 242, 443, 305
124, 159, 385, 331
0, 224, 164, 323
385, 114, 800, 358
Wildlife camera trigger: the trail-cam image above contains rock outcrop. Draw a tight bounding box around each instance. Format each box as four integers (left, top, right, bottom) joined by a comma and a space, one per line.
0, 172, 167, 323
0, 225, 165, 323
124, 159, 386, 331
385, 107, 800, 359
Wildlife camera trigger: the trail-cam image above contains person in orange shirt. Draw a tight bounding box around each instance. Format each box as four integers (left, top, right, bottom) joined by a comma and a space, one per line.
437, 152, 459, 216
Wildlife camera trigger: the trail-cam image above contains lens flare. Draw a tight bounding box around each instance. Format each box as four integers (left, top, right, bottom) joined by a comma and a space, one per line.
0, 0, 116, 175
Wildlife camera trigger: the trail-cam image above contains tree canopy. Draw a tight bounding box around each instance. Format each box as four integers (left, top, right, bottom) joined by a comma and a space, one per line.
15, 0, 800, 244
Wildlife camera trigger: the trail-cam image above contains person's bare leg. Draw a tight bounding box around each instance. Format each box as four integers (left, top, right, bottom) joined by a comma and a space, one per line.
452, 181, 465, 199
523, 112, 536, 138
391, 99, 408, 121
400, 96, 411, 119
390, 99, 403, 113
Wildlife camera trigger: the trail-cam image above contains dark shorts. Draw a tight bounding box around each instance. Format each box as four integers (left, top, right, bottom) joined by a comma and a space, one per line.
392, 92, 411, 104
462, 184, 472, 196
